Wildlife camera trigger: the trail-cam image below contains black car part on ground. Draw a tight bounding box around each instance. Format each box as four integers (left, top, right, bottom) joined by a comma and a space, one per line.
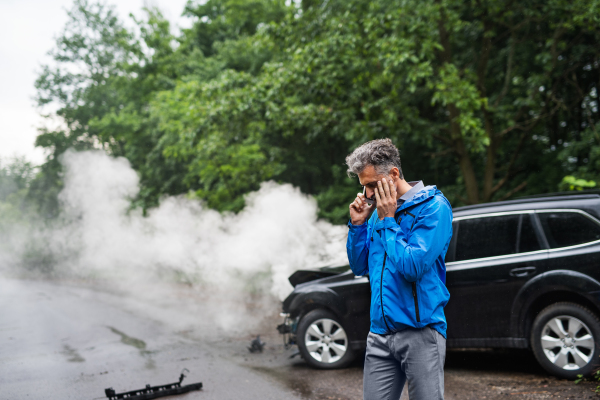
104, 369, 202, 400
279, 193, 600, 378
248, 335, 265, 353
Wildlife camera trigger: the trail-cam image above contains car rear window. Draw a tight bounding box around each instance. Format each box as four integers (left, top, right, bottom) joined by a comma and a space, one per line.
538, 211, 600, 249
454, 214, 541, 262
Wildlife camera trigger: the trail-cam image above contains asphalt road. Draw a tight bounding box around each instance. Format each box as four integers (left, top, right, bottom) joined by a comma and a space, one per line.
1, 278, 597, 400
0, 278, 301, 400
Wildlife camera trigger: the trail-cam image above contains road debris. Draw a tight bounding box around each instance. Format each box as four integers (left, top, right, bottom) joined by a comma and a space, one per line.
248, 335, 265, 353
104, 368, 202, 400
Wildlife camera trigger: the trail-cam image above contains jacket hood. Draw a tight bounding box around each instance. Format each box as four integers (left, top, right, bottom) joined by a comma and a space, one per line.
397, 185, 439, 212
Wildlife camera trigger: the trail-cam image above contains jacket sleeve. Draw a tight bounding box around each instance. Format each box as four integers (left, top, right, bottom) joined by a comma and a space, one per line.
346, 216, 372, 276
373, 198, 452, 282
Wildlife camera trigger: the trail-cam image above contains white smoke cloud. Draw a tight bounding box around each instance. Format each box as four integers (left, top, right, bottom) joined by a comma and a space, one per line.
3, 150, 348, 332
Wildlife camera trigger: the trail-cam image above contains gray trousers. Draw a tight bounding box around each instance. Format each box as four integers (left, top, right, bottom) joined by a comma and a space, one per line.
363, 328, 446, 400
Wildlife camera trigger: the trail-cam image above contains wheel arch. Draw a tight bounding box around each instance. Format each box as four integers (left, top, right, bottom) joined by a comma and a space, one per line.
511, 270, 600, 341
288, 288, 347, 323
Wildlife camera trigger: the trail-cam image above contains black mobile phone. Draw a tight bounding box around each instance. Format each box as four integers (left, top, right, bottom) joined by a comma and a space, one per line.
363, 186, 375, 206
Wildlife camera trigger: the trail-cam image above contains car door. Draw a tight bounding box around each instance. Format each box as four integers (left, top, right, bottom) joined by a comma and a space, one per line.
445, 211, 549, 340
536, 209, 600, 284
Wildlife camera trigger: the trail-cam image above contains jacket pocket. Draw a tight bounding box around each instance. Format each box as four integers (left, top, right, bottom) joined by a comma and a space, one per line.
380, 253, 392, 331
411, 282, 420, 323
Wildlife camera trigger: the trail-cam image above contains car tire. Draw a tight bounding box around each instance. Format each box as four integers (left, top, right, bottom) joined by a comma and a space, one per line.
531, 302, 600, 379
297, 309, 355, 369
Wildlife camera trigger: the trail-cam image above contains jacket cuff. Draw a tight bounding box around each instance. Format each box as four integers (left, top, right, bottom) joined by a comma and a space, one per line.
374, 217, 397, 231
347, 219, 368, 229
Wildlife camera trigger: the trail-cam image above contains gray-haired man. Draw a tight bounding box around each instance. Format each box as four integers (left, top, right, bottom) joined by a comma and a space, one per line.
346, 138, 453, 400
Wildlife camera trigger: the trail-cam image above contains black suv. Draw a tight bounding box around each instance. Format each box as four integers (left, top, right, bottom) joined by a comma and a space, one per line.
278, 193, 600, 379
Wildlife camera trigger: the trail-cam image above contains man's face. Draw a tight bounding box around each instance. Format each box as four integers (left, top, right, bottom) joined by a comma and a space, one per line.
358, 165, 390, 200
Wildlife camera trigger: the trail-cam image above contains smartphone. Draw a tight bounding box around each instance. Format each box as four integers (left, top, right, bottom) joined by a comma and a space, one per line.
363, 186, 375, 206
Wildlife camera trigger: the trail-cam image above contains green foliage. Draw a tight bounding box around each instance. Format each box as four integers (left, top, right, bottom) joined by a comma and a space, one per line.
31, 0, 600, 224
0, 157, 37, 236
559, 176, 597, 191
183, 0, 287, 58
576, 370, 600, 393
0, 157, 35, 202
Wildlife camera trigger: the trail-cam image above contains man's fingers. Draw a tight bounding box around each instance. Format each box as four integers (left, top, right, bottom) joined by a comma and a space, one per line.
377, 180, 391, 201
350, 199, 363, 212
389, 179, 397, 197
351, 195, 363, 210
382, 179, 391, 198
374, 185, 382, 205
356, 196, 364, 208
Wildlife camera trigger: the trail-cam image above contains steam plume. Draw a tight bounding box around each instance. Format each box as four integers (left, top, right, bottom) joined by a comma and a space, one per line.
2, 150, 348, 332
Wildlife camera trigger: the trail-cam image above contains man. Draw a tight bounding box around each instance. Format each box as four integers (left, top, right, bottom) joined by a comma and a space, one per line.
346, 138, 453, 400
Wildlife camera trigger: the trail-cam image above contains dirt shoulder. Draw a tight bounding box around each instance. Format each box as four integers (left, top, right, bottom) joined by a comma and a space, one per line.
238, 319, 598, 400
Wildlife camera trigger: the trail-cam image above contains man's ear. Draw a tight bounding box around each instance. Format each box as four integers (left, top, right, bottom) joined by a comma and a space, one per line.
389, 167, 400, 179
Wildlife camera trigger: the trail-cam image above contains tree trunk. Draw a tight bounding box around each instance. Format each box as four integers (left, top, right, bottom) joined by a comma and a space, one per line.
438, 3, 480, 204
482, 107, 499, 202
447, 104, 480, 204
478, 22, 496, 203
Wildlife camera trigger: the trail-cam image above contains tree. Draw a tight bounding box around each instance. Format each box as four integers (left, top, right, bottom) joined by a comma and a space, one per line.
260, 0, 600, 205
33, 0, 290, 214
0, 157, 37, 226
34, 0, 600, 224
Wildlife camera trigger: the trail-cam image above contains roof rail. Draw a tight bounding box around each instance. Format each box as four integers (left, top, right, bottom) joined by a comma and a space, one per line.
453, 193, 600, 212
517, 189, 600, 199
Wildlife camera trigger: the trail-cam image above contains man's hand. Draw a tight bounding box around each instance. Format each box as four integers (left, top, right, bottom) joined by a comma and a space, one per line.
349, 193, 375, 225
375, 179, 397, 220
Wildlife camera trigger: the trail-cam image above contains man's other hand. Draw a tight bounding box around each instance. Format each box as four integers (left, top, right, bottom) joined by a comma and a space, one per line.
375, 179, 397, 220
349, 193, 375, 225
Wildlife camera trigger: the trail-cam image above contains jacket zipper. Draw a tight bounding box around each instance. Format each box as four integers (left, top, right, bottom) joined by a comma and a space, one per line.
412, 282, 421, 323
380, 253, 392, 331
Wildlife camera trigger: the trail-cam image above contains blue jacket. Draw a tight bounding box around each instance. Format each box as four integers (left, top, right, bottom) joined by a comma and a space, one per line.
346, 185, 453, 338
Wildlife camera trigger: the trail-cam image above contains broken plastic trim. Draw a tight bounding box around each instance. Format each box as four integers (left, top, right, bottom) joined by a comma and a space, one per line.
104, 369, 202, 400
277, 315, 298, 350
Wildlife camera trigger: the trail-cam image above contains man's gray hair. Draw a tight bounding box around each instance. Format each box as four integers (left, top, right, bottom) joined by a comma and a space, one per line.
345, 138, 403, 179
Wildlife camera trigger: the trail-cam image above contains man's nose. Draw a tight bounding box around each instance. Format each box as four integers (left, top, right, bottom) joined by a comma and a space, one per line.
365, 188, 375, 198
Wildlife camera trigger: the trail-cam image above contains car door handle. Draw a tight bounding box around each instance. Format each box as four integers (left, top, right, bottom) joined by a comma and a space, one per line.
509, 266, 536, 278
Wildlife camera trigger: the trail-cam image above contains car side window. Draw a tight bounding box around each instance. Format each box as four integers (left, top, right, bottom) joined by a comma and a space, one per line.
518, 214, 541, 253
538, 211, 600, 249
455, 215, 520, 261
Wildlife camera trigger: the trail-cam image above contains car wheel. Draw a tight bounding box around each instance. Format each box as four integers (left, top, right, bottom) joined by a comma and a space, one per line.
531, 302, 600, 379
297, 309, 355, 369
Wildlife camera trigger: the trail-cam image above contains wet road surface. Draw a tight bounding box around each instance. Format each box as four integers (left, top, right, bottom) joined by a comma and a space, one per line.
1, 278, 597, 399
0, 278, 300, 400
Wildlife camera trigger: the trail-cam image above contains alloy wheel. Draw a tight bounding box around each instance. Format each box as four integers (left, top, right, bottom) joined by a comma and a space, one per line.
540, 315, 595, 370
304, 318, 348, 363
